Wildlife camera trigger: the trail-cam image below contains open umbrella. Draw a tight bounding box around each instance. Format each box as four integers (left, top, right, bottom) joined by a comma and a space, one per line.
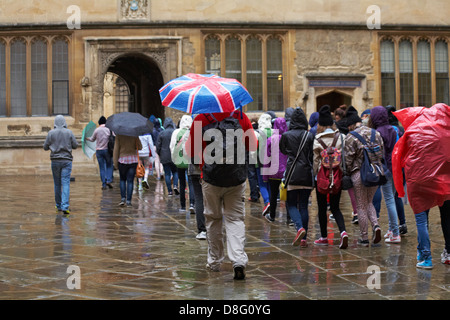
105, 112, 153, 137
81, 121, 97, 159
159, 73, 253, 114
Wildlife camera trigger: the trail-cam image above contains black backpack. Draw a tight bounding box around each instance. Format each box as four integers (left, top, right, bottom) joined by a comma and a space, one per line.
202, 111, 247, 187
107, 129, 115, 157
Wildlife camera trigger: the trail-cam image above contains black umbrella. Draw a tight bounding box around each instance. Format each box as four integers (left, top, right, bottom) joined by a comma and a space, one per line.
105, 112, 154, 137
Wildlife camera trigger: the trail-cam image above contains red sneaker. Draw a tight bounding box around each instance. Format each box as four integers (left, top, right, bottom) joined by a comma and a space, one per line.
314, 237, 328, 246
262, 203, 270, 216
292, 228, 306, 246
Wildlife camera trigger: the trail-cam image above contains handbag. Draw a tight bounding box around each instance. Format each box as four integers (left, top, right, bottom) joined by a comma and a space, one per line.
280, 181, 287, 201
340, 134, 353, 190
136, 141, 145, 179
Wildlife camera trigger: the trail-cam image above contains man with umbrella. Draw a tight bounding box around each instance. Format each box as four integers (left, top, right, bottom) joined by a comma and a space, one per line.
160, 73, 257, 280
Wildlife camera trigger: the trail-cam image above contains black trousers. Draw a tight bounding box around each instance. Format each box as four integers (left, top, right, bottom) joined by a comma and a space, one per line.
190, 175, 206, 233
316, 189, 346, 238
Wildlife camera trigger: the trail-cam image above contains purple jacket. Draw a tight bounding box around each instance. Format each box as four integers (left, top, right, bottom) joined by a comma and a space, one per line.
370, 106, 397, 172
262, 117, 288, 181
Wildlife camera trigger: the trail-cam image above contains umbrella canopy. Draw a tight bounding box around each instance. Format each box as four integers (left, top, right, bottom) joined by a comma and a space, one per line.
159, 73, 253, 114
81, 121, 97, 159
105, 112, 154, 137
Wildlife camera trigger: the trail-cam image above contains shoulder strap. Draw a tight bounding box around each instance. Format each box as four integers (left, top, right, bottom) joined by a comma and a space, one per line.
370, 128, 376, 143
316, 137, 328, 150
350, 131, 367, 145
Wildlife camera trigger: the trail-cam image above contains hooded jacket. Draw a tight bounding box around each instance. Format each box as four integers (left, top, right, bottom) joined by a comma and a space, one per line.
308, 112, 319, 136
284, 107, 294, 129
370, 106, 397, 172
169, 115, 193, 160
280, 108, 314, 188
255, 113, 273, 167
262, 117, 288, 180
156, 117, 176, 164
43, 115, 78, 161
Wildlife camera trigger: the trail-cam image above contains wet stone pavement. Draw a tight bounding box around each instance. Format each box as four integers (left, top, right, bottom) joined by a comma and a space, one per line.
0, 174, 449, 301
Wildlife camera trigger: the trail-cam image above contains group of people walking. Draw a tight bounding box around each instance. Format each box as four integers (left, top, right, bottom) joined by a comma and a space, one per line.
43, 102, 450, 281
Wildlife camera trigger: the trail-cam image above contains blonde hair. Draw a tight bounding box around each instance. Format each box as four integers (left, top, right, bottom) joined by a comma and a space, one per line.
316, 123, 337, 134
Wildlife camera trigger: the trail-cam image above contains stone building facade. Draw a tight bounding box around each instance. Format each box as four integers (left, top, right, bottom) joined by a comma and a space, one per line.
0, 0, 449, 174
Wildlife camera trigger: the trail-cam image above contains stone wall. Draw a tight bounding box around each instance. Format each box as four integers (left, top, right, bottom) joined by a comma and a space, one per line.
1, 0, 449, 26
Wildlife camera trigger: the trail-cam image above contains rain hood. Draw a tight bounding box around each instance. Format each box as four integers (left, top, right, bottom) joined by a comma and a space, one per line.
392, 103, 450, 213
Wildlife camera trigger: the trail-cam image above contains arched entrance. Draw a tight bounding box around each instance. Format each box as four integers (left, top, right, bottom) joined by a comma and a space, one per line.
104, 54, 164, 119
316, 91, 352, 113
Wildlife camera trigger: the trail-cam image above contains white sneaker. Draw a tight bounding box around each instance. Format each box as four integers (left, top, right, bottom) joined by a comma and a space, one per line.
441, 249, 450, 265
196, 231, 207, 240
385, 234, 401, 244
384, 230, 393, 239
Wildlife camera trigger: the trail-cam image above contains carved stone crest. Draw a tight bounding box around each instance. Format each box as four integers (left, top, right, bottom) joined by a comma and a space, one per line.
119, 0, 150, 21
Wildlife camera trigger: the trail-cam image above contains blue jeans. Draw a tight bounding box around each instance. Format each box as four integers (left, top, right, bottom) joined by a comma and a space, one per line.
163, 162, 178, 193
247, 164, 259, 201
118, 163, 137, 203
381, 175, 399, 236
415, 210, 431, 261
287, 189, 312, 237
256, 167, 270, 205
51, 160, 72, 211
96, 149, 113, 187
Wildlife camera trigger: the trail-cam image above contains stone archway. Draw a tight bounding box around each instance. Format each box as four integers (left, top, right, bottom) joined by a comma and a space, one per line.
105, 54, 165, 119
316, 90, 353, 113
83, 36, 182, 122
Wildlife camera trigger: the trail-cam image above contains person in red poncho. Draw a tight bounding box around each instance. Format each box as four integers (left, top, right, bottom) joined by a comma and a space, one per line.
392, 103, 450, 269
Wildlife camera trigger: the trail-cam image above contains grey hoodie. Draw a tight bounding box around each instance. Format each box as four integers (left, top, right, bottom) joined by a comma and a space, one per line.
43, 115, 78, 161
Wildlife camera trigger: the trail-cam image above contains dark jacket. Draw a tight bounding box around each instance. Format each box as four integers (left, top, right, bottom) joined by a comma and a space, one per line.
43, 115, 78, 162
280, 108, 314, 187
370, 106, 397, 172
156, 117, 176, 164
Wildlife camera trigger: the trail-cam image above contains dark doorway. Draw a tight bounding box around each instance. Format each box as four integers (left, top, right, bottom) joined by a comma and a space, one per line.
316, 91, 352, 113
107, 54, 164, 119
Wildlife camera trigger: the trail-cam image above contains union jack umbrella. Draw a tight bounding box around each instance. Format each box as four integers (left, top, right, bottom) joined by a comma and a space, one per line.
159, 73, 253, 114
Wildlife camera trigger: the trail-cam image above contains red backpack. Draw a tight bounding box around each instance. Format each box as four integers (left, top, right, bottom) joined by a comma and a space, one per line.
316, 132, 343, 195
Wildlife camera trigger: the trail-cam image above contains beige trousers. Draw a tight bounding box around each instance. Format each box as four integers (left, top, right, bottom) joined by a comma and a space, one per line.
201, 181, 248, 270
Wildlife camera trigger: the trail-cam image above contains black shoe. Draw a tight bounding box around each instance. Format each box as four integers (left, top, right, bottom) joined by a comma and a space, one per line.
106, 183, 113, 189
399, 224, 408, 235
63, 209, 70, 215
173, 188, 180, 195
233, 266, 246, 280
373, 225, 382, 244
352, 215, 359, 224
265, 214, 275, 223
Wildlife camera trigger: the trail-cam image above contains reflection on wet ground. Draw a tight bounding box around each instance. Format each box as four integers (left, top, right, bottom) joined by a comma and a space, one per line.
0, 175, 449, 300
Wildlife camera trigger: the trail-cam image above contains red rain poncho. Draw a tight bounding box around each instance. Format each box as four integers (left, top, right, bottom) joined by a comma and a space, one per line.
392, 103, 450, 214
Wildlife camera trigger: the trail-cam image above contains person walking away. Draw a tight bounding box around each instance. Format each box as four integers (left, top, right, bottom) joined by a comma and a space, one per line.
137, 133, 155, 191
261, 117, 288, 223
255, 113, 273, 216
313, 105, 348, 249
188, 163, 207, 240
280, 108, 315, 248
247, 117, 260, 203
43, 115, 78, 214
369, 106, 401, 244
170, 115, 195, 211
156, 117, 179, 196
392, 103, 450, 269
186, 110, 258, 280
151, 118, 164, 180
386, 105, 408, 235
113, 134, 142, 207
86, 116, 114, 190
344, 107, 382, 247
